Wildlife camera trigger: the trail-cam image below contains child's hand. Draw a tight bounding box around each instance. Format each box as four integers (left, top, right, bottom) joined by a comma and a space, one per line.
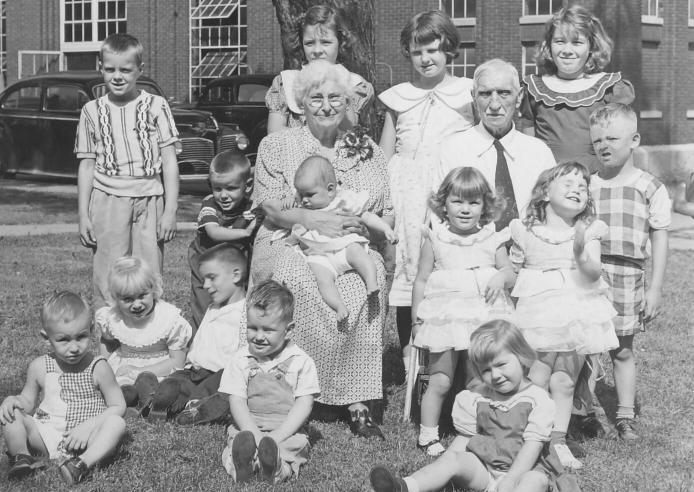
484, 273, 507, 304
644, 286, 662, 322
385, 229, 398, 245
158, 209, 177, 242
63, 420, 96, 453
573, 219, 587, 258
244, 217, 258, 235
79, 216, 97, 248
281, 195, 298, 210
0, 396, 23, 425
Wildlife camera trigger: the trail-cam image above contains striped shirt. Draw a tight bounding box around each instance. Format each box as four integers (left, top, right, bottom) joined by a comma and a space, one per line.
591, 168, 671, 261
74, 90, 179, 197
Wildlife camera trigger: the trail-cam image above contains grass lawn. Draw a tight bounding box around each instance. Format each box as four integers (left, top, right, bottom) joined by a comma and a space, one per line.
0, 233, 692, 491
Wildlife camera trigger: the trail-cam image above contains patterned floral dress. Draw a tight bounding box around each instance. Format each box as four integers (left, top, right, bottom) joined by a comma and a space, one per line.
251, 125, 392, 405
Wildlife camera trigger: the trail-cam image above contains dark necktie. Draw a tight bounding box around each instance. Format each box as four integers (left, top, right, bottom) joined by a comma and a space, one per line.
493, 139, 517, 231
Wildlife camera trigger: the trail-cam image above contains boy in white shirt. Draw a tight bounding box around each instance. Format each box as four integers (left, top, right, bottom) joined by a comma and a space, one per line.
220, 280, 320, 485
144, 244, 246, 424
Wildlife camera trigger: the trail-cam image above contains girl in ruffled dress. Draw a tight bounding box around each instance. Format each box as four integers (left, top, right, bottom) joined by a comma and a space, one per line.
509, 162, 619, 470
519, 5, 634, 173
379, 10, 475, 372
412, 167, 515, 456
96, 256, 192, 401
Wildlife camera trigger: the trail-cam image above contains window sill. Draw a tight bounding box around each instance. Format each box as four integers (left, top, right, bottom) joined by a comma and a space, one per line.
640, 110, 663, 119
452, 18, 476, 27
519, 15, 552, 25
641, 16, 664, 25
686, 110, 694, 119
689, 20, 694, 27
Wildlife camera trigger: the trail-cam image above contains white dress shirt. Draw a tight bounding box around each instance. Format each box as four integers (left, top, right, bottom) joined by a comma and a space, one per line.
439, 124, 556, 218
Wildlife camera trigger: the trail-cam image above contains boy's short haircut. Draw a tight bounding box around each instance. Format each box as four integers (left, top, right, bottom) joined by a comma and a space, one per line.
295, 155, 336, 187
247, 280, 294, 323
100, 33, 144, 66
209, 149, 251, 178
198, 243, 248, 280
589, 103, 637, 130
41, 291, 90, 328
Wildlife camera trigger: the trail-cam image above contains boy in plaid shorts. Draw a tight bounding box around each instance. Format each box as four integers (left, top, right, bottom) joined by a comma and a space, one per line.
75, 33, 179, 309
589, 103, 670, 440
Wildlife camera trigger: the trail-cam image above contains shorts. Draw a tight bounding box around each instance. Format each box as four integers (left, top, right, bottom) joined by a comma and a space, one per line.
601, 259, 645, 336
303, 244, 368, 279
31, 415, 68, 459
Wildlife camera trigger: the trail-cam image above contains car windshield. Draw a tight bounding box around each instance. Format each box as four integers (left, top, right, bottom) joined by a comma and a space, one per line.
201, 82, 268, 105
92, 81, 164, 99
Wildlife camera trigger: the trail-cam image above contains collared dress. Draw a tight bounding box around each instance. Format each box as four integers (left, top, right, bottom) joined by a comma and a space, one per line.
250, 125, 392, 405
414, 221, 513, 353
265, 68, 374, 128
378, 78, 475, 306
510, 219, 619, 355
520, 72, 635, 173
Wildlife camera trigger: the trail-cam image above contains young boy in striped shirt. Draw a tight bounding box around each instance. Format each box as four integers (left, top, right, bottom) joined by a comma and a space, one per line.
75, 33, 179, 309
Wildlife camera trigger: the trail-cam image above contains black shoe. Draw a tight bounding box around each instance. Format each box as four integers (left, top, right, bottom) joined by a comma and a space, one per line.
616, 417, 640, 441
7, 453, 45, 480
231, 430, 256, 483
59, 457, 90, 485
133, 371, 159, 408
370, 465, 408, 492
569, 413, 606, 440
174, 394, 230, 425
257, 436, 281, 484
349, 408, 385, 440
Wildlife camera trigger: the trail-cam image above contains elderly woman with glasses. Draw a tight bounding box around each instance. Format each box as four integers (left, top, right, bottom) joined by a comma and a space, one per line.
250, 61, 392, 439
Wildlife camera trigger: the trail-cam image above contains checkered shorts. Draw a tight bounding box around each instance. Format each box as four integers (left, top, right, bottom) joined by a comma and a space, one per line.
601, 258, 645, 336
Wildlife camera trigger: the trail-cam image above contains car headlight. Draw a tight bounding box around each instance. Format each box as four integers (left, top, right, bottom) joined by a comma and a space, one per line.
237, 134, 249, 151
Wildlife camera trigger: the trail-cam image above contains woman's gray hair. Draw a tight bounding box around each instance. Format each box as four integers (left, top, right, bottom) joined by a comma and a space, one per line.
293, 60, 354, 109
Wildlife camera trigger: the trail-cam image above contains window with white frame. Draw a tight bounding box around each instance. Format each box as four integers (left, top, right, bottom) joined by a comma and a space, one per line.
440, 0, 476, 21
522, 0, 558, 17
690, 0, 694, 26
1, 0, 6, 88
642, 0, 663, 18
521, 45, 540, 75
190, 0, 248, 101
448, 46, 476, 78
61, 0, 126, 52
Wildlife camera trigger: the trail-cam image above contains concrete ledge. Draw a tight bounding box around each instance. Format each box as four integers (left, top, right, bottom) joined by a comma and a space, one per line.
0, 222, 197, 237
634, 145, 694, 190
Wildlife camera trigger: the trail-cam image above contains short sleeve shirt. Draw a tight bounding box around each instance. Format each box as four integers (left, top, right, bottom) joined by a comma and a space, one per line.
185, 299, 245, 372
190, 195, 255, 255
219, 342, 320, 399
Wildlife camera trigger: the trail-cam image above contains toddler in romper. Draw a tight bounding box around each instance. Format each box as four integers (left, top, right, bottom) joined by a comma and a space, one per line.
220, 280, 320, 484
97, 256, 192, 407
0, 292, 126, 485
371, 320, 556, 492
282, 155, 396, 322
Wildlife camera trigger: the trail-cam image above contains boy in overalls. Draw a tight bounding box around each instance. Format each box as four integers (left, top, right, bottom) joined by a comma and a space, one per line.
219, 280, 320, 484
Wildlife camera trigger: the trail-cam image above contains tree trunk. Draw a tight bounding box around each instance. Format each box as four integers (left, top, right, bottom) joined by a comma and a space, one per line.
271, 0, 378, 136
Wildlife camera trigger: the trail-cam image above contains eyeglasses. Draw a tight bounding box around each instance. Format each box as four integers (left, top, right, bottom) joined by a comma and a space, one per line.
307, 96, 345, 108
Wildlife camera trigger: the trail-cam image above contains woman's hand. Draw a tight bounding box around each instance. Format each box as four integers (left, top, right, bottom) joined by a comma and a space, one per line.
304, 210, 363, 238
484, 272, 507, 304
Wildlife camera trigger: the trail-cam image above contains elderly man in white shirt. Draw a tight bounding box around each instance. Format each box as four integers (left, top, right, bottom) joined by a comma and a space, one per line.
439, 59, 556, 230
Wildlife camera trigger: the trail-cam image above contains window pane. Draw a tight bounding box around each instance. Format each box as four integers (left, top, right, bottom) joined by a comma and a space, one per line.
46, 86, 90, 111
98, 23, 106, 41
84, 23, 92, 41
99, 1, 105, 18
65, 24, 73, 42
66, 4, 73, 21
538, 0, 551, 15
74, 3, 82, 20
118, 1, 125, 18
238, 83, 269, 103
75, 24, 83, 42
108, 1, 116, 18
2, 86, 41, 110
84, 2, 91, 19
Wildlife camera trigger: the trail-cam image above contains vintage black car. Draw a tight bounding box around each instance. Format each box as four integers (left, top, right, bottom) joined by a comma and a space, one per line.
0, 71, 249, 192
195, 73, 274, 156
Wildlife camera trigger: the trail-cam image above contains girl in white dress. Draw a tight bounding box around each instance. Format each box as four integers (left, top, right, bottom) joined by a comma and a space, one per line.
509, 162, 619, 470
412, 167, 515, 456
379, 10, 475, 370
97, 256, 192, 390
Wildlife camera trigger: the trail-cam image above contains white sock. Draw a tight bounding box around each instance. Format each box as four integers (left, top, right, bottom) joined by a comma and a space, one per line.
403, 476, 420, 492
418, 424, 439, 445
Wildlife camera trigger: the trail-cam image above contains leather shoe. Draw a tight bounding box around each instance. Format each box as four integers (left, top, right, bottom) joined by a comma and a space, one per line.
349, 408, 385, 440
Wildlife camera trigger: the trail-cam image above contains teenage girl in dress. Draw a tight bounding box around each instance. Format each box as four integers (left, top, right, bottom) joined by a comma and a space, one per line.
411, 167, 515, 457
96, 256, 192, 404
265, 4, 373, 133
509, 162, 619, 469
520, 4, 635, 173
379, 10, 475, 372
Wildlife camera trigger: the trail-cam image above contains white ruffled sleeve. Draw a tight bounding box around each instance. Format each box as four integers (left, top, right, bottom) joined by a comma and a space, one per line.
508, 219, 526, 266
452, 390, 480, 437
166, 315, 193, 351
